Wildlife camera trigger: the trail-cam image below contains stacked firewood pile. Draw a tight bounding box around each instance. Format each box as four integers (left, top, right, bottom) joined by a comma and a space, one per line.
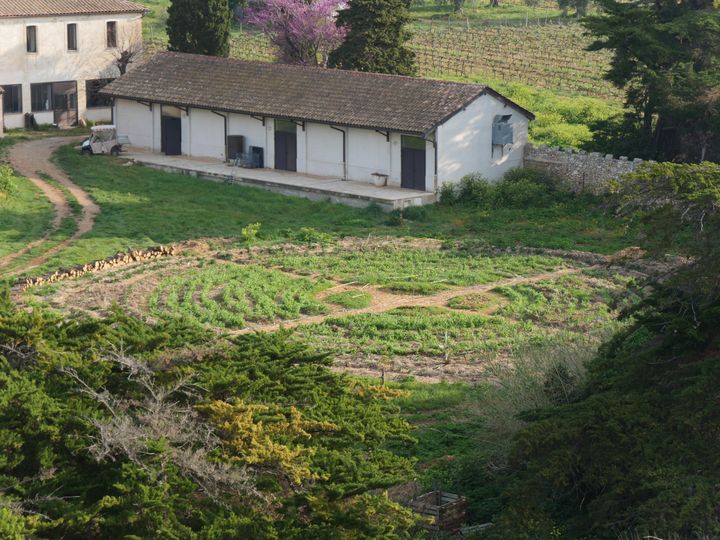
18, 245, 179, 291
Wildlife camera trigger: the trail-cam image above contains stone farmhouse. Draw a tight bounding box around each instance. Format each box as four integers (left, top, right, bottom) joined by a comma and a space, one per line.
102, 52, 535, 193
0, 0, 145, 131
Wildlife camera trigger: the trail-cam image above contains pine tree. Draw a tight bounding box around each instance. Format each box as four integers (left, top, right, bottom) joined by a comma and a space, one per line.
167, 0, 231, 57
328, 0, 416, 76
583, 0, 720, 161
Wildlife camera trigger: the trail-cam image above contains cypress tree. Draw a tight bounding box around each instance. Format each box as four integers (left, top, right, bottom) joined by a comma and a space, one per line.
167, 0, 231, 57
328, 0, 416, 76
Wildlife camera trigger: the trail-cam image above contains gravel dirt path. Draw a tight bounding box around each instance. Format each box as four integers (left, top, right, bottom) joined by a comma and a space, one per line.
1, 137, 99, 275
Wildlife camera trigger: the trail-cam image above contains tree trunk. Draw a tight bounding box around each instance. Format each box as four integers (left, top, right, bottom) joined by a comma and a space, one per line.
576, 0, 588, 17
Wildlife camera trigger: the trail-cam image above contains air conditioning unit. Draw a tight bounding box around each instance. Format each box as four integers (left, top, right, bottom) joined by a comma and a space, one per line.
492, 115, 514, 145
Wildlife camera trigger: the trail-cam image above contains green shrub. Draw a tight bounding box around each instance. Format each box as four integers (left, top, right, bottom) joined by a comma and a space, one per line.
401, 205, 429, 221
496, 178, 548, 208
443, 169, 563, 209
325, 290, 373, 309
240, 222, 261, 245
285, 226, 335, 246
457, 173, 494, 206
0, 165, 17, 200
439, 182, 459, 205
385, 211, 404, 226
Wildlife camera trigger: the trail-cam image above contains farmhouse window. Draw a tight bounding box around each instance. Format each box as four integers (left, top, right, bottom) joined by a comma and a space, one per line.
31, 83, 53, 112
1, 85, 23, 114
86, 79, 114, 108
67, 24, 78, 51
106, 21, 117, 48
26, 26, 37, 53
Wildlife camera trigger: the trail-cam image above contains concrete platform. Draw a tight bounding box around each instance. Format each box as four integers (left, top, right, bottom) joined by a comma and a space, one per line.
122, 149, 437, 211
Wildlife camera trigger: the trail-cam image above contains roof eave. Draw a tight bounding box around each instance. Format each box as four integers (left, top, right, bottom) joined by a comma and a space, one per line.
483, 87, 536, 121
102, 93, 429, 137
0, 8, 148, 19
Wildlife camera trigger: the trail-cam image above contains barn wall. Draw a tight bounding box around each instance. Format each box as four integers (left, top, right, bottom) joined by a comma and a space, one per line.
152, 104, 161, 151
85, 107, 111, 124
115, 98, 154, 150
3, 111, 24, 130
305, 123, 344, 178
436, 93, 528, 183
265, 121, 275, 170
188, 108, 225, 159
425, 139, 436, 192
228, 113, 266, 158
347, 128, 392, 183
388, 133, 402, 187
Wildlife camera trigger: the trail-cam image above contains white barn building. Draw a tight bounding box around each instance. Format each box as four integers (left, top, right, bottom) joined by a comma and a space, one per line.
0, 0, 144, 130
103, 52, 534, 193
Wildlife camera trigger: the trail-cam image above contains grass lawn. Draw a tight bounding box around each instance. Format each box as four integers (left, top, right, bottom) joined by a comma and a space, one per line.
0, 175, 55, 260
43, 145, 634, 276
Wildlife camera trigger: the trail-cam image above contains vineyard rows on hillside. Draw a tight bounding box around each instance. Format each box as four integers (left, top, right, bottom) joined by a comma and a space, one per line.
410, 23, 621, 99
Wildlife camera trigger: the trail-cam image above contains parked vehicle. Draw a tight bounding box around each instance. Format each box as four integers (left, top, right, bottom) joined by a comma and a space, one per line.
80, 125, 130, 156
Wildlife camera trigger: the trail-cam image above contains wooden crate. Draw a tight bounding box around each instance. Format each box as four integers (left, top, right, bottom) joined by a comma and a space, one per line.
408, 491, 467, 534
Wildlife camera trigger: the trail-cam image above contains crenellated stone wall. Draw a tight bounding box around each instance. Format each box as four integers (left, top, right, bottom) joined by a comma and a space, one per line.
524, 144, 648, 194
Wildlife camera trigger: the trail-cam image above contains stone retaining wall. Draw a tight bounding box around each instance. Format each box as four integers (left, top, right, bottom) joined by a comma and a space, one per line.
524, 144, 648, 194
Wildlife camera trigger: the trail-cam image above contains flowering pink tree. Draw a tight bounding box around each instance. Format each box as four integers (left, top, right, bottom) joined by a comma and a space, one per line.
244, 0, 348, 66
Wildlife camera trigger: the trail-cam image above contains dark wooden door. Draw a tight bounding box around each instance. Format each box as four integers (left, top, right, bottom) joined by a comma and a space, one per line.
401, 147, 426, 190
52, 81, 78, 127
274, 131, 297, 172
161, 116, 182, 156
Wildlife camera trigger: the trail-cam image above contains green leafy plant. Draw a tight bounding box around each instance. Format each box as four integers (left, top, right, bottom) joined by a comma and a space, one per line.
325, 290, 373, 309
241, 222, 262, 246
285, 226, 335, 246
0, 165, 17, 200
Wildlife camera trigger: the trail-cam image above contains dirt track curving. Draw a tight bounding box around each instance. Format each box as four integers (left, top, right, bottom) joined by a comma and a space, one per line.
1, 137, 99, 275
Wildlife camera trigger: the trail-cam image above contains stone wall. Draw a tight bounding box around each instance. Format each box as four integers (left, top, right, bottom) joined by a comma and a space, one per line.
524, 144, 647, 194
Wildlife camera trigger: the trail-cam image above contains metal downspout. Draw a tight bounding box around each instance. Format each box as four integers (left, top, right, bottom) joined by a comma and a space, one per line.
330, 125, 347, 180
211, 110, 229, 160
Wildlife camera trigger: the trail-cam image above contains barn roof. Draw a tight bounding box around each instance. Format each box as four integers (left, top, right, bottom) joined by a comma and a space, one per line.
101, 52, 534, 136
0, 0, 146, 18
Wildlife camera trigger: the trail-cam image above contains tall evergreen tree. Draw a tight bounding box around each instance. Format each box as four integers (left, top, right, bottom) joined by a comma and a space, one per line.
167, 0, 231, 57
583, 0, 720, 161
328, 0, 416, 76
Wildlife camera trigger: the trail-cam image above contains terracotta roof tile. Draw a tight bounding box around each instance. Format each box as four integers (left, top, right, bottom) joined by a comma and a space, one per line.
0, 0, 147, 18
102, 52, 533, 135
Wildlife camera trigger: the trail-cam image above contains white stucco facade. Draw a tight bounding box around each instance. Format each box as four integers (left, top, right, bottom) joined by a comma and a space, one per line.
437, 93, 529, 182
0, 12, 142, 129
113, 90, 530, 194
